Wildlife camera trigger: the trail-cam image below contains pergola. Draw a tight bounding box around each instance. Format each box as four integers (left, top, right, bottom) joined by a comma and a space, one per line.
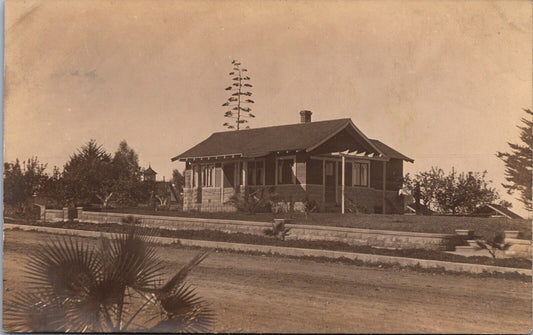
330, 150, 388, 214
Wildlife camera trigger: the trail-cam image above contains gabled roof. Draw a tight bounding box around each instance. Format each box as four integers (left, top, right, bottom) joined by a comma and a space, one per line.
144, 166, 157, 175
172, 118, 413, 162
369, 139, 414, 163
473, 203, 524, 220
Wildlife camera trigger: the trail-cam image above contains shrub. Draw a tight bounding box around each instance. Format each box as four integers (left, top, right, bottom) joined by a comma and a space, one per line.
121, 215, 141, 225
4, 227, 214, 332
226, 186, 277, 214
474, 232, 512, 261
263, 220, 292, 240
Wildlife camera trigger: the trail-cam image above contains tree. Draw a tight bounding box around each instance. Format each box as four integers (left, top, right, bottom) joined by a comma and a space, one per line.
4, 157, 48, 214
112, 141, 145, 206
4, 227, 214, 332
41, 166, 67, 208
63, 140, 115, 207
405, 167, 498, 215
222, 60, 255, 130
403, 166, 444, 211
172, 169, 184, 203
434, 169, 498, 215
474, 233, 511, 262
496, 109, 532, 211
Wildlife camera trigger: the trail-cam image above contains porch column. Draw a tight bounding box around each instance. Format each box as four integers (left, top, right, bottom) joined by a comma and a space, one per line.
382, 161, 387, 214
242, 161, 247, 186
341, 155, 345, 214
335, 161, 339, 203
275, 156, 278, 185
220, 163, 224, 204
322, 160, 326, 204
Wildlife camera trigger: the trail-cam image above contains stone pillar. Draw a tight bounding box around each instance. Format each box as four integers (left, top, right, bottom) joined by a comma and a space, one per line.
76, 207, 83, 222
62, 207, 69, 222
35, 204, 46, 222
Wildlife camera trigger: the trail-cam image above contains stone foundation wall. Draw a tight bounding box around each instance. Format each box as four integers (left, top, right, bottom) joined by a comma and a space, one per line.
182, 183, 402, 214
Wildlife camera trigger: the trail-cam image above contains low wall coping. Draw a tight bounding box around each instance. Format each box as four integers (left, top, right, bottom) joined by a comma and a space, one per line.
506, 238, 532, 245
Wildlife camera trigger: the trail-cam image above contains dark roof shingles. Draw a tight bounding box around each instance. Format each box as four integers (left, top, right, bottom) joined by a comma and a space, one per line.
369, 139, 414, 162
173, 119, 349, 160
173, 119, 413, 163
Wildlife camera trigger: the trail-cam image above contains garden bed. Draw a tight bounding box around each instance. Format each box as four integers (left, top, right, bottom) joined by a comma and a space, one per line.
8, 218, 531, 269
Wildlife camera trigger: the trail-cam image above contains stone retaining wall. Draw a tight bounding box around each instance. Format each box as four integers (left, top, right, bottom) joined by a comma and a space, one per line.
67, 209, 455, 250
44, 209, 64, 222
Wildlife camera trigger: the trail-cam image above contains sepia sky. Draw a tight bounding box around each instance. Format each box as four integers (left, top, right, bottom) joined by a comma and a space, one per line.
4, 0, 532, 215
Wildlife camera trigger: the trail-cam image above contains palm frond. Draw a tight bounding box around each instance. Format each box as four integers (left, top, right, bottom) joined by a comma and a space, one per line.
25, 236, 101, 303
99, 227, 165, 291
4, 291, 68, 332
5, 227, 214, 333
156, 251, 209, 296
147, 306, 215, 333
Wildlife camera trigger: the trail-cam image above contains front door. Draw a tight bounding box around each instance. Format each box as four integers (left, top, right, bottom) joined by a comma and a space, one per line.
324, 161, 336, 203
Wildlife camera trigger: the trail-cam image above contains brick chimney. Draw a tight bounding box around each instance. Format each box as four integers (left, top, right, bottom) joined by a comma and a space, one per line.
300, 110, 312, 123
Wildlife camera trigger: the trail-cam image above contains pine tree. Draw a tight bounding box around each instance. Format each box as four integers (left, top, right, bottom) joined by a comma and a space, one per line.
496, 109, 532, 211
222, 60, 255, 130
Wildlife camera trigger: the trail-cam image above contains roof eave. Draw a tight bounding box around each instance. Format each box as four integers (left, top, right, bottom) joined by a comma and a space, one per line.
173, 153, 244, 162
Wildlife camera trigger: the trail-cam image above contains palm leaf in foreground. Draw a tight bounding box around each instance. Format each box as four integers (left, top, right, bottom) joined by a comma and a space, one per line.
4, 226, 214, 332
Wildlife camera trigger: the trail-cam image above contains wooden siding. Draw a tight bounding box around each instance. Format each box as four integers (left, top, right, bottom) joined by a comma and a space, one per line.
307, 159, 323, 184
337, 162, 352, 186
264, 154, 276, 185
295, 152, 307, 185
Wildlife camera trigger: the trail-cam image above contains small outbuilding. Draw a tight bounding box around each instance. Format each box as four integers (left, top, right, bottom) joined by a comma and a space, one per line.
472, 203, 524, 219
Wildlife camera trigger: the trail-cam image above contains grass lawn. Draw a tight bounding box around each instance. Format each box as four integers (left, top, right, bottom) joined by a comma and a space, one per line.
102, 207, 531, 240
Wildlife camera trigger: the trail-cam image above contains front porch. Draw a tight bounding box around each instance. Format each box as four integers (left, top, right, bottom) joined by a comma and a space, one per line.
181, 152, 404, 213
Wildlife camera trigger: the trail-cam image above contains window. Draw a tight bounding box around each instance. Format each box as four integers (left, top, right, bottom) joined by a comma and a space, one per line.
325, 162, 334, 176
201, 164, 215, 187
353, 162, 369, 186
247, 160, 265, 186
277, 157, 295, 184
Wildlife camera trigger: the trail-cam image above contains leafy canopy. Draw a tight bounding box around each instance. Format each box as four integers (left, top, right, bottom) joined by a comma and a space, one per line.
404, 166, 498, 215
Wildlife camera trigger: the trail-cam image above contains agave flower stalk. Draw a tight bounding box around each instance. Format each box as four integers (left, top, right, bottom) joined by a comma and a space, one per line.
222, 60, 255, 130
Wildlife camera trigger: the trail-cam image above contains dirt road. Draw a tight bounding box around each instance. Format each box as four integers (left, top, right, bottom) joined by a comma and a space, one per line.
3, 230, 531, 333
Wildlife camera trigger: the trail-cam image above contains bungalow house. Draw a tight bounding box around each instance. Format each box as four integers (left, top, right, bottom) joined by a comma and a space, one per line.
172, 111, 413, 213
